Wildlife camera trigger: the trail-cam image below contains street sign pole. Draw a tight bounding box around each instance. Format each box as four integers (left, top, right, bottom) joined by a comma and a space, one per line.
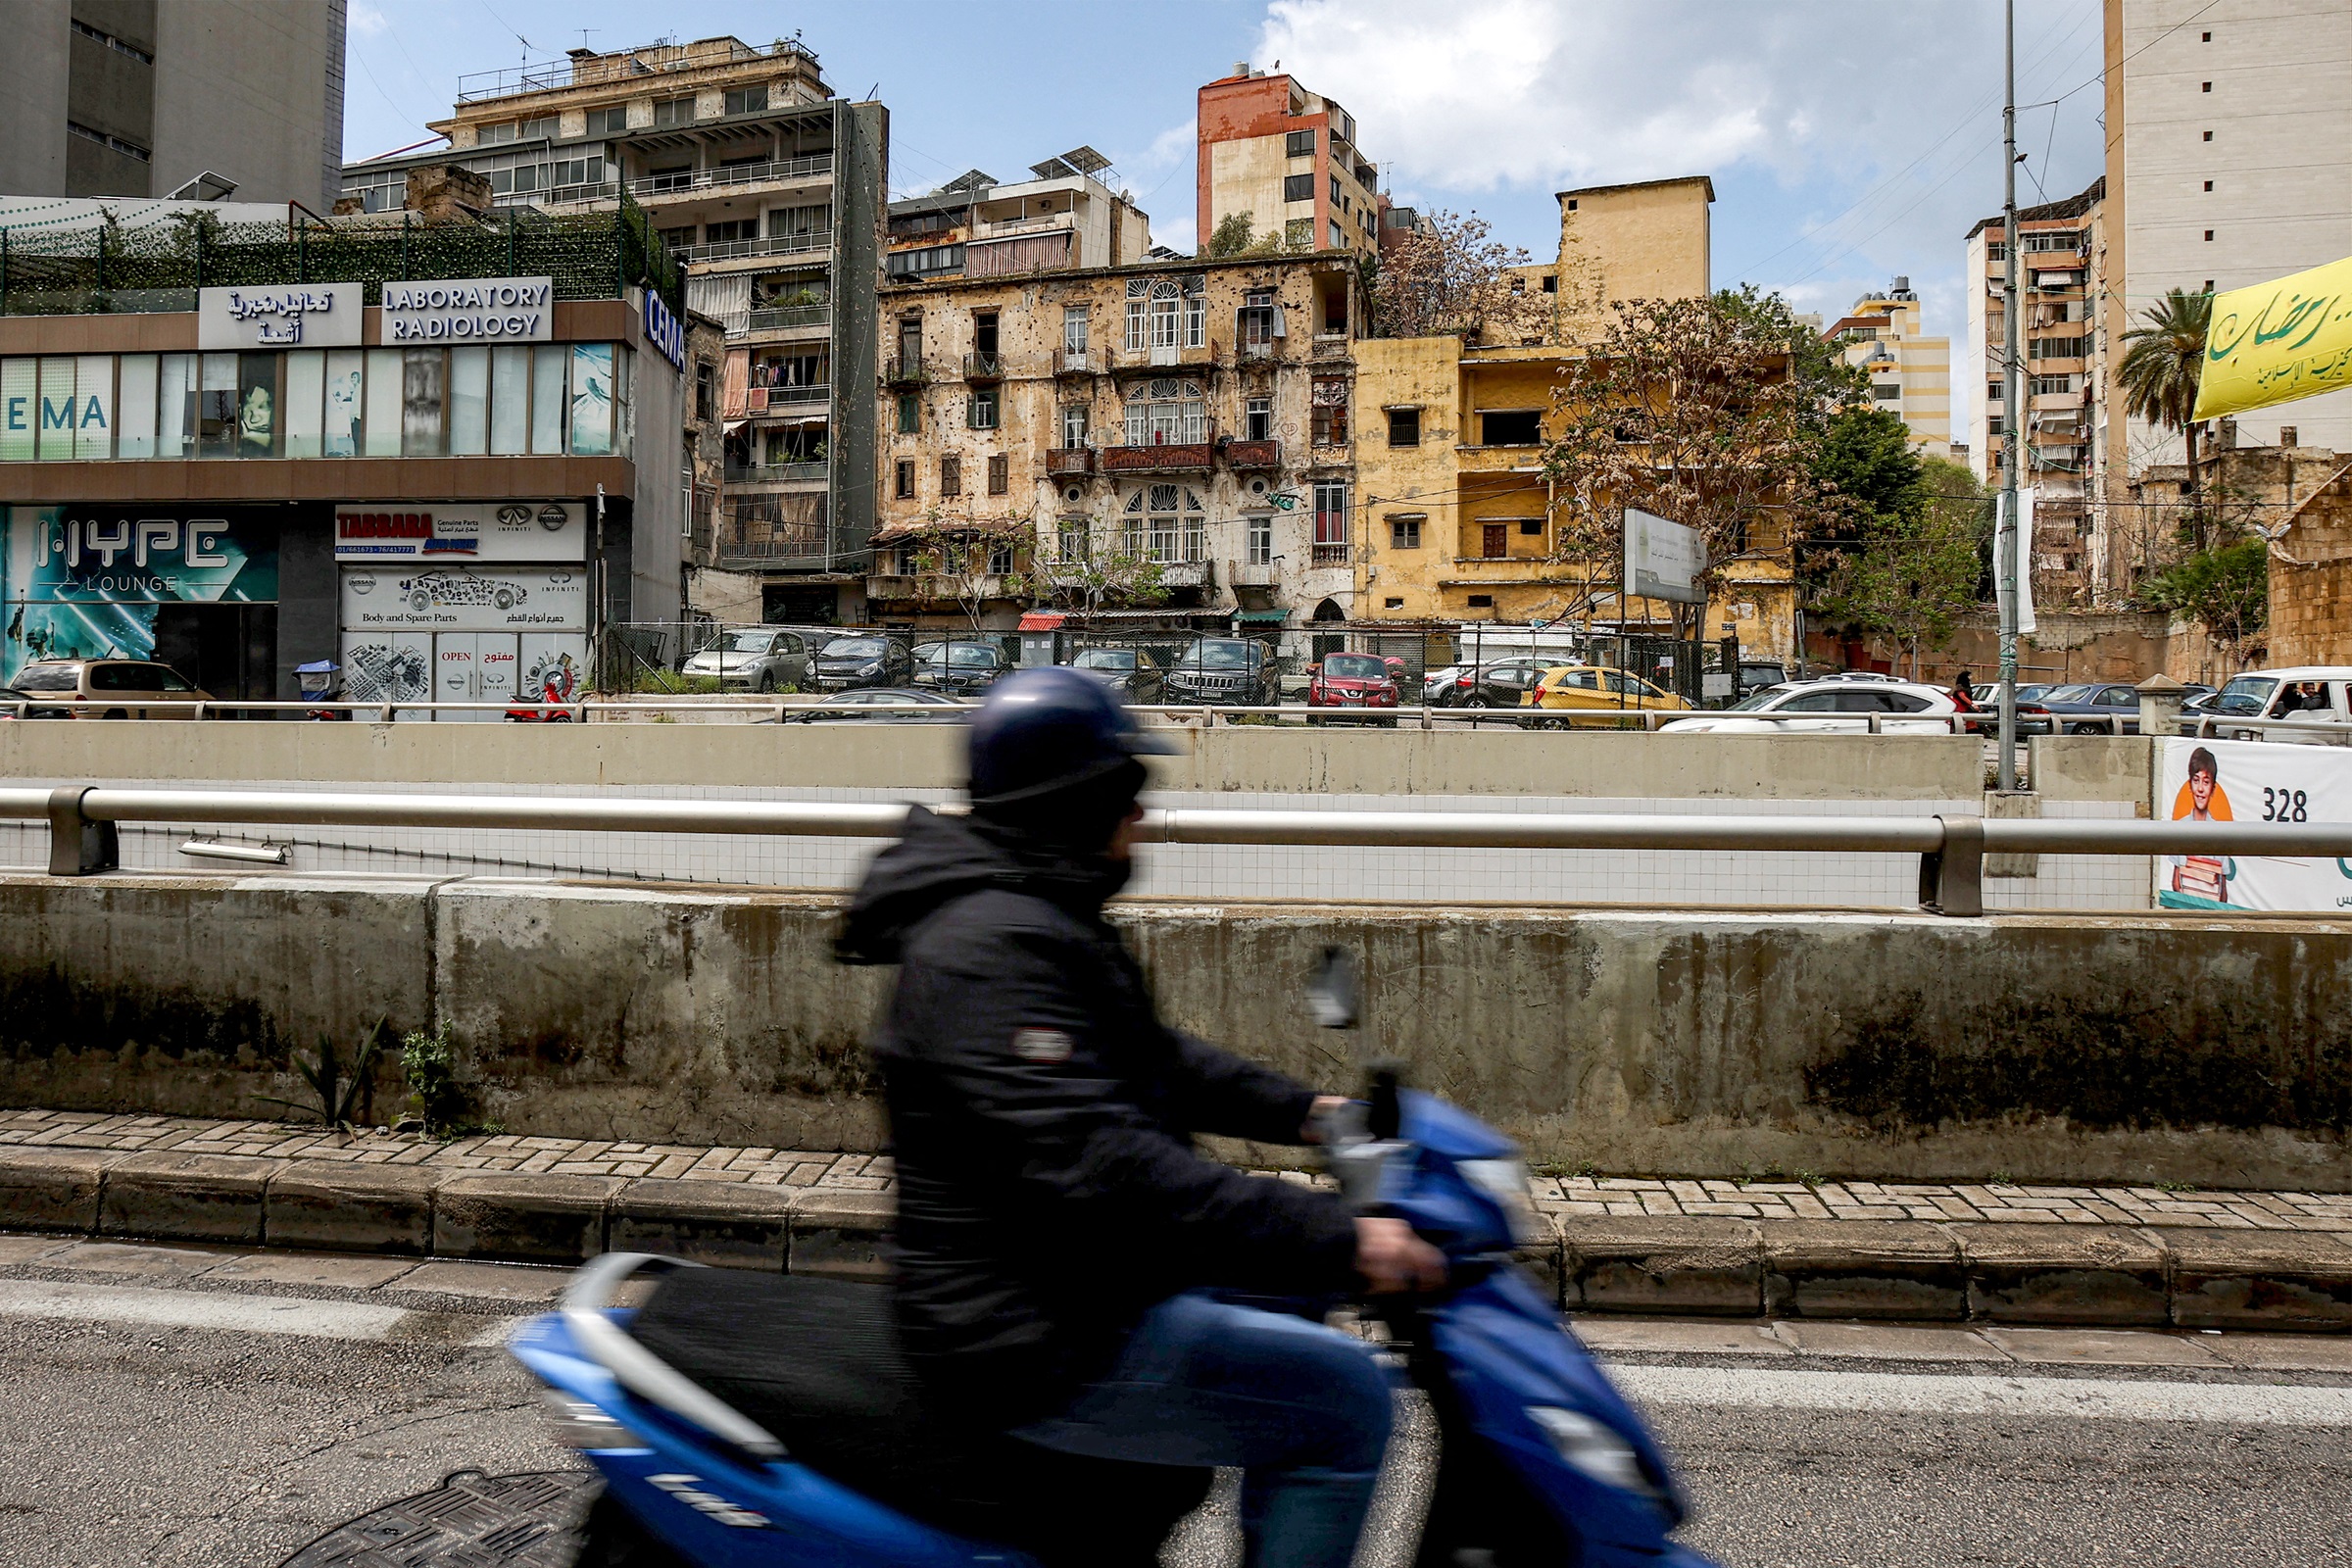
1997, 0, 2022, 791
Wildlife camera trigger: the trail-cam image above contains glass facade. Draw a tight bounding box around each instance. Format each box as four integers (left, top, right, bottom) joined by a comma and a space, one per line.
0, 344, 634, 462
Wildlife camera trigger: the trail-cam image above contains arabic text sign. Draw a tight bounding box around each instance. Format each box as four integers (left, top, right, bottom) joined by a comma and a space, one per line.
2192, 253, 2352, 422
381, 277, 555, 344
2154, 737, 2352, 912
197, 286, 363, 350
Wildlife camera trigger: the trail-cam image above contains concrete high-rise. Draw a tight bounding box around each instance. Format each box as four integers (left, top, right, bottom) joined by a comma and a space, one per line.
2103, 0, 2352, 460
0, 0, 347, 209
1197, 67, 1383, 260
1824, 278, 1952, 460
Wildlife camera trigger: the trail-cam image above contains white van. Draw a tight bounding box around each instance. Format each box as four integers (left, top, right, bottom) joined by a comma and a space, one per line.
2186, 667, 2352, 745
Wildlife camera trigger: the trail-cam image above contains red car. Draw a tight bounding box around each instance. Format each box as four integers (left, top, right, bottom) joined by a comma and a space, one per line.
1307, 652, 1400, 724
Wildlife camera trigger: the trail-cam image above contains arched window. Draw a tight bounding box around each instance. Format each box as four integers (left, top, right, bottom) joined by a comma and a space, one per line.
1122, 484, 1206, 563
1122, 378, 1205, 446
1125, 275, 1206, 354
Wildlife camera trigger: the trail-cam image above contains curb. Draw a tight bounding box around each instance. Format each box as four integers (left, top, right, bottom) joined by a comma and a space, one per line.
4, 1147, 2349, 1329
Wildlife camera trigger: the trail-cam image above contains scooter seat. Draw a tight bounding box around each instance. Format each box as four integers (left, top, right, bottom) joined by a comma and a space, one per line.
627, 1267, 1205, 1566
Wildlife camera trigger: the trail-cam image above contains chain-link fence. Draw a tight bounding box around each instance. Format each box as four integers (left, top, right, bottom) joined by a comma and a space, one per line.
0, 201, 680, 318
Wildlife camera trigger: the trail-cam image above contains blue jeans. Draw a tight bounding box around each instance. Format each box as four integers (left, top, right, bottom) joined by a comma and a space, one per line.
1013, 1292, 1395, 1568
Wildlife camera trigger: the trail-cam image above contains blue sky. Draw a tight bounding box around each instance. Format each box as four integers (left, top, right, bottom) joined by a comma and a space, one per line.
347, 0, 2112, 432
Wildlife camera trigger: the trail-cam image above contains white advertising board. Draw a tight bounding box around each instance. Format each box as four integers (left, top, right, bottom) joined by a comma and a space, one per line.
197, 285, 365, 349
340, 564, 586, 632
333, 501, 584, 563
1624, 508, 1704, 605
2155, 737, 2352, 911
380, 277, 555, 344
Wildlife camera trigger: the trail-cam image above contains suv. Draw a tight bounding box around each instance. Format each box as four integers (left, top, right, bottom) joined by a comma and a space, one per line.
1163, 638, 1277, 707
12, 659, 212, 718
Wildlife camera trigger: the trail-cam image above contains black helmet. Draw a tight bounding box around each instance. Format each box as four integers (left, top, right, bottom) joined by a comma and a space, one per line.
967, 665, 1176, 807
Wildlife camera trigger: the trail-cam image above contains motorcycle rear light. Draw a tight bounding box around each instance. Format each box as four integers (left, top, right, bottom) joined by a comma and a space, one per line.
540, 1390, 652, 1452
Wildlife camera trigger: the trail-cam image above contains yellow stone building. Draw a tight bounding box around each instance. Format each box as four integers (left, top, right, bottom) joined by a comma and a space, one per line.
1356, 172, 1798, 661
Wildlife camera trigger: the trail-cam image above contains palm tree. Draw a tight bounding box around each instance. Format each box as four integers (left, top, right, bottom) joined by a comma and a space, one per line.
2118, 288, 2213, 551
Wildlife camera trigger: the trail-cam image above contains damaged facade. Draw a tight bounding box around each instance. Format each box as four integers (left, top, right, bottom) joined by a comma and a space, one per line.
872, 254, 1368, 629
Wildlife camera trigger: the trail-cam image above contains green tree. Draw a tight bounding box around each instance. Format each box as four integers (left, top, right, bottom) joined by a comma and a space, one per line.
1204, 212, 1257, 258
1715, 284, 1869, 435
1818, 458, 1988, 679
2119, 287, 2214, 548
2136, 535, 2268, 654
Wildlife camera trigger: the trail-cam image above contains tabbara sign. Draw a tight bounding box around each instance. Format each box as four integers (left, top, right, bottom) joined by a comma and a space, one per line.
333, 502, 584, 563
197, 285, 365, 349
380, 277, 555, 343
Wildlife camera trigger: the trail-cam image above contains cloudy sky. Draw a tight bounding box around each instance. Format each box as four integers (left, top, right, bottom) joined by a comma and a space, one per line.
346, 0, 2112, 432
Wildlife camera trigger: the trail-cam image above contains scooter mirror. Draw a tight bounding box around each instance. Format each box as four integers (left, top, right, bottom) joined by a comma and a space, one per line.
1307, 945, 1358, 1030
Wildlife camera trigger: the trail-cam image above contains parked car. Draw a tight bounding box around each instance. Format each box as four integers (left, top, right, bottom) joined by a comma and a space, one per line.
910, 640, 1010, 695
1659, 678, 1961, 734
1068, 646, 1164, 703
2025, 681, 2149, 735
681, 627, 811, 692
9, 659, 212, 718
0, 684, 35, 717
1522, 663, 1691, 726
2181, 667, 2352, 743
1421, 664, 1468, 707
785, 688, 965, 724
808, 634, 913, 692
1306, 652, 1400, 724
1162, 637, 1277, 707
1435, 659, 1552, 710
1735, 661, 1788, 699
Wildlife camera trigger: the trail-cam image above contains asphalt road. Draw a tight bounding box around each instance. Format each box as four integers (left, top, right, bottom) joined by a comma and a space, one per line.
2, 1240, 2350, 1567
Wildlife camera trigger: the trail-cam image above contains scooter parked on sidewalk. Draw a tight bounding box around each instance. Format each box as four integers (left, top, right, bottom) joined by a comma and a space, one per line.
508, 950, 1720, 1567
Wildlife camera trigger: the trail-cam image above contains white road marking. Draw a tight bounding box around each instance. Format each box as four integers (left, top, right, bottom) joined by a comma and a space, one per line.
1615, 1364, 2352, 1426
0, 1278, 487, 1343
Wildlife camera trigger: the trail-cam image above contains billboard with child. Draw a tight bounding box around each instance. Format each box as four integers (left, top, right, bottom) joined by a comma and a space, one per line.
2155, 738, 2352, 910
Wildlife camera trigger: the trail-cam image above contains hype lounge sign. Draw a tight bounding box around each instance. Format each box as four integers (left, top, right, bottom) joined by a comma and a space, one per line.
380, 277, 556, 343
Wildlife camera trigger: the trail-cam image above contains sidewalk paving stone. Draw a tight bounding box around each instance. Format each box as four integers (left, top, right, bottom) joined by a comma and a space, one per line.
1771, 1322, 2010, 1362
1984, 1327, 2224, 1367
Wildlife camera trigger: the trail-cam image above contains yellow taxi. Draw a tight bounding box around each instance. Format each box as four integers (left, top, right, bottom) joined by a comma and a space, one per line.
1519, 664, 1691, 727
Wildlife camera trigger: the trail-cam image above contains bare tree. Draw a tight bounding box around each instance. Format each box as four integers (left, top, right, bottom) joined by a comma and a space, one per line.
1044, 522, 1170, 616
1369, 209, 1547, 341
899, 514, 1033, 632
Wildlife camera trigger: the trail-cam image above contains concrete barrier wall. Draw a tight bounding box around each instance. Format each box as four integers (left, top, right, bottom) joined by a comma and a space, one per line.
2, 871, 2343, 1190
0, 720, 2001, 800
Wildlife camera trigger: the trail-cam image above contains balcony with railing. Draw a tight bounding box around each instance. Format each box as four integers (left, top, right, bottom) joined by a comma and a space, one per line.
1045, 448, 1094, 477
884, 355, 929, 388
1310, 543, 1352, 566
628, 153, 834, 202
457, 36, 821, 101
723, 460, 829, 487
1054, 347, 1095, 376
1223, 439, 1280, 471
745, 303, 831, 335
743, 383, 831, 413
962, 351, 1004, 382
1101, 441, 1214, 474
670, 230, 831, 265
1113, 338, 1221, 373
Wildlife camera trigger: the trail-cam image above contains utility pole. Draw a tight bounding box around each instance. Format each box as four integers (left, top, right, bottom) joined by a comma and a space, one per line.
1996, 0, 2022, 791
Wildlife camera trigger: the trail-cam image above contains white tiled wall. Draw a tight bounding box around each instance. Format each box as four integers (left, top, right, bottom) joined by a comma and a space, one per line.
0, 778, 2153, 910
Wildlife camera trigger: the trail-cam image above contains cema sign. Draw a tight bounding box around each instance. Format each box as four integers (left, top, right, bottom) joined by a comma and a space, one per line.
641, 287, 686, 373
198, 285, 364, 349
381, 277, 555, 343
1624, 508, 1704, 605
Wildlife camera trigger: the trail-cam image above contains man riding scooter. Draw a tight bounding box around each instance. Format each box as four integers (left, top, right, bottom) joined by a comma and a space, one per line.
835, 667, 1446, 1568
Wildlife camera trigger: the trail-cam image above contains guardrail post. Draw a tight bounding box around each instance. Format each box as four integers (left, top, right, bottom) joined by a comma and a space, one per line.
1918, 814, 1984, 917
46, 787, 118, 876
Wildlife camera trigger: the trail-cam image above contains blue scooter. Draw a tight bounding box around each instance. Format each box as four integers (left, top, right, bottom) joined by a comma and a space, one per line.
509, 951, 1721, 1568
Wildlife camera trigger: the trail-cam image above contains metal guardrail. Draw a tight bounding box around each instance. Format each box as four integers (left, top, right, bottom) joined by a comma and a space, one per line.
13, 783, 2352, 919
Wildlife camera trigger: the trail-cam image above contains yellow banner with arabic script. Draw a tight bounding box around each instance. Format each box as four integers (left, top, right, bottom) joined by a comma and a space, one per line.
2193, 254, 2352, 421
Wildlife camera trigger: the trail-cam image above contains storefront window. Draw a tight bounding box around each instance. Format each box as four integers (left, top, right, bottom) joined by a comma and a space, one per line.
568, 342, 613, 456
323, 350, 363, 457
0, 342, 631, 463
198, 354, 238, 459
531, 344, 566, 454
448, 346, 489, 456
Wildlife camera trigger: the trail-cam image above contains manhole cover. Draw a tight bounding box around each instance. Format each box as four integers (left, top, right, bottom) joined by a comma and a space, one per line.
279, 1468, 598, 1566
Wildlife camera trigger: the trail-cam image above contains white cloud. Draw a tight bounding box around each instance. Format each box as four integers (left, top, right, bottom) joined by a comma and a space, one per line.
350, 2, 390, 37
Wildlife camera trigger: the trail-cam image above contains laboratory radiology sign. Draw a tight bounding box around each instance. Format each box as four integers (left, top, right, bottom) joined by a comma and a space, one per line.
0, 505, 280, 682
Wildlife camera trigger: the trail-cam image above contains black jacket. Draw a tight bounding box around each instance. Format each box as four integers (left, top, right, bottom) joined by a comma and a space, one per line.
837, 807, 1360, 1421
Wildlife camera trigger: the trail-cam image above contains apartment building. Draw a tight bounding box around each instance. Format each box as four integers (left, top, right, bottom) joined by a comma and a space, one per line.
1822, 278, 1952, 459
2104, 0, 2352, 462
1197, 68, 1383, 260
885, 154, 1153, 284
0, 0, 346, 208
870, 254, 1367, 630
339, 36, 886, 624
1964, 177, 2108, 603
